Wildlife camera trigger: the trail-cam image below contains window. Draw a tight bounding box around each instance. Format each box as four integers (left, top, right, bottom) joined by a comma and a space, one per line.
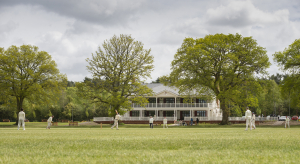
196, 111, 207, 117
165, 98, 175, 103
182, 111, 190, 117
198, 99, 207, 103
145, 111, 155, 117
148, 98, 156, 103
166, 111, 174, 117
131, 111, 139, 117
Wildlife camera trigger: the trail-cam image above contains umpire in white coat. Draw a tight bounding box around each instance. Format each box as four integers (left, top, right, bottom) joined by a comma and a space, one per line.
245, 107, 252, 131
18, 108, 26, 130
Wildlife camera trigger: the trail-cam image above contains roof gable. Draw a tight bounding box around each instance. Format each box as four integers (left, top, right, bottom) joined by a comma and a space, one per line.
156, 90, 178, 97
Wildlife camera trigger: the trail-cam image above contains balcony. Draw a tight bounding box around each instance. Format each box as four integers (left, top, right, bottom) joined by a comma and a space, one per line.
131, 103, 215, 108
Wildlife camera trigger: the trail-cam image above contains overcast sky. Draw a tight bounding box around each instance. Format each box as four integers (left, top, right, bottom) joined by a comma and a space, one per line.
1, 0, 299, 82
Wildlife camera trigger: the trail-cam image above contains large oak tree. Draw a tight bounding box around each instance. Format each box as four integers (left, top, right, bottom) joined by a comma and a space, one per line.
161, 33, 270, 124
0, 45, 67, 123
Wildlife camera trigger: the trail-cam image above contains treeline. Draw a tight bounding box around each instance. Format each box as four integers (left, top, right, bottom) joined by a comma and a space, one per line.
1, 34, 300, 124
228, 74, 298, 117
0, 77, 109, 122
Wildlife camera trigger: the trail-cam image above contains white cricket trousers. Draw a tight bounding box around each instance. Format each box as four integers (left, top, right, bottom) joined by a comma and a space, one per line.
245, 118, 252, 130
252, 120, 256, 129
163, 123, 168, 128
285, 122, 290, 128
18, 119, 25, 130
111, 120, 118, 129
47, 122, 52, 129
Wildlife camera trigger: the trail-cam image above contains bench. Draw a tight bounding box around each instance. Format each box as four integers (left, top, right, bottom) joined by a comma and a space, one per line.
52, 122, 58, 126
24, 119, 29, 122
3, 119, 10, 122
69, 122, 78, 126
61, 119, 69, 123
41, 119, 47, 122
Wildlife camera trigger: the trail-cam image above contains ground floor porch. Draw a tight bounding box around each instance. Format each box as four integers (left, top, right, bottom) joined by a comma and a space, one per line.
122, 109, 221, 120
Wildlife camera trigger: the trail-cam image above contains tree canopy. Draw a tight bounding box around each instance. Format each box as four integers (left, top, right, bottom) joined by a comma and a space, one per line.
161, 33, 270, 124
0, 45, 67, 122
85, 34, 154, 115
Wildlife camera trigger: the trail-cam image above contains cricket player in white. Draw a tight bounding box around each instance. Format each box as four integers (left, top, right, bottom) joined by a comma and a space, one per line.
163, 117, 168, 128
285, 116, 290, 128
18, 108, 25, 130
245, 107, 252, 131
111, 110, 120, 130
149, 116, 153, 129
46, 115, 54, 129
251, 112, 256, 130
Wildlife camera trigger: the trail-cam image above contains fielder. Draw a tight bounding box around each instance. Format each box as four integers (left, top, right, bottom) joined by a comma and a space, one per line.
111, 110, 120, 130
18, 108, 26, 130
251, 112, 256, 130
163, 117, 168, 128
285, 116, 290, 128
46, 115, 54, 129
245, 107, 252, 131
149, 116, 153, 129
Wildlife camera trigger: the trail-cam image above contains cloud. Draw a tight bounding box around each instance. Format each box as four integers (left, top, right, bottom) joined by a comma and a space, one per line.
0, 21, 19, 41
206, 0, 289, 27
0, 0, 146, 26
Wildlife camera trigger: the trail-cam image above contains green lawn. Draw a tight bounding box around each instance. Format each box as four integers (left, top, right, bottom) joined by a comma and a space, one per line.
1, 124, 300, 163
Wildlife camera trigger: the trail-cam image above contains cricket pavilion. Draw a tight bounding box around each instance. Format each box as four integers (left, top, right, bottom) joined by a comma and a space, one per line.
94, 83, 222, 124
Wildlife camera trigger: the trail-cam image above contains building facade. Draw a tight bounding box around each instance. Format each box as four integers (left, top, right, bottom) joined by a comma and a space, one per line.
121, 83, 222, 121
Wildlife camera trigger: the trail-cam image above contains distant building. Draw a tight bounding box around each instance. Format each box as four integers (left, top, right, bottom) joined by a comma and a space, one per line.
94, 83, 222, 123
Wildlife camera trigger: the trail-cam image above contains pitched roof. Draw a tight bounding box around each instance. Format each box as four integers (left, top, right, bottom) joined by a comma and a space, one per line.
145, 83, 179, 96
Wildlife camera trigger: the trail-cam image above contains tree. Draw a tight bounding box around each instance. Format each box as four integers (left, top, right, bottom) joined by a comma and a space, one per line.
161, 33, 270, 124
274, 39, 300, 116
85, 34, 154, 115
0, 45, 67, 123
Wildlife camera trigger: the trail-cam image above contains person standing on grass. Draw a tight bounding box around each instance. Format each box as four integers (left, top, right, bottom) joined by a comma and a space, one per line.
111, 110, 120, 130
190, 117, 193, 125
251, 112, 256, 130
18, 108, 25, 130
196, 118, 199, 125
46, 115, 54, 129
285, 116, 290, 128
245, 107, 252, 131
163, 117, 168, 128
149, 116, 153, 129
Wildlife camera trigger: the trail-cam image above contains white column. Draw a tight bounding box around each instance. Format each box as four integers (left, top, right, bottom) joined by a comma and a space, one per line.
175, 97, 176, 108
140, 110, 142, 118
174, 109, 175, 121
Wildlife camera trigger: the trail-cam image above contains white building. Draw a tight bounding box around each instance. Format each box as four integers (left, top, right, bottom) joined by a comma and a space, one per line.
121, 83, 222, 121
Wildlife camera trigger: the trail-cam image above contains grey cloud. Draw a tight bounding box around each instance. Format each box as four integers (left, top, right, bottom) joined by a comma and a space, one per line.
206, 1, 289, 27
0, 0, 146, 26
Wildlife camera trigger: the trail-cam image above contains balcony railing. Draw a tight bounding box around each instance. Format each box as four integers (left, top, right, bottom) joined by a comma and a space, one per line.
131, 103, 215, 108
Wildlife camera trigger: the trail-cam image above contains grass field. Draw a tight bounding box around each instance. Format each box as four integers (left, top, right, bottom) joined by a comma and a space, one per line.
1, 123, 300, 163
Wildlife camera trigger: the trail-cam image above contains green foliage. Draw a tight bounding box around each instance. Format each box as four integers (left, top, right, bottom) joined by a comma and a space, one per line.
13, 112, 17, 119
273, 39, 300, 116
48, 110, 52, 117
162, 33, 270, 124
0, 45, 67, 120
85, 34, 154, 115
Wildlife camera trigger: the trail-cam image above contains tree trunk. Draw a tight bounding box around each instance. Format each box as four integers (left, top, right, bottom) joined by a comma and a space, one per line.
15, 97, 24, 125
220, 100, 229, 125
